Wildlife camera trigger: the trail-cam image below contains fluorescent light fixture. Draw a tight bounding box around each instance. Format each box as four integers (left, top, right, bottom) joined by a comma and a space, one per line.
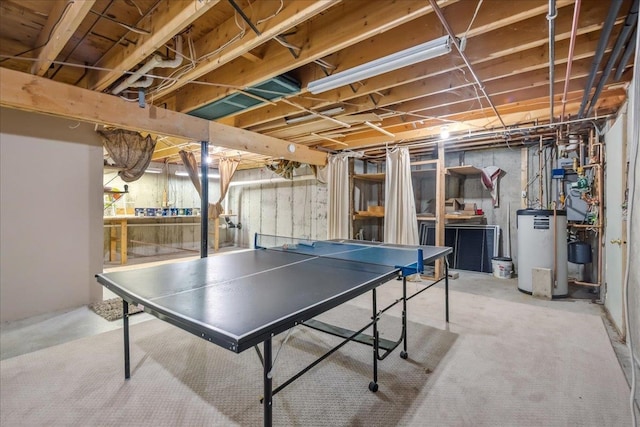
307, 35, 455, 94
175, 171, 220, 179
145, 168, 163, 174
285, 106, 346, 124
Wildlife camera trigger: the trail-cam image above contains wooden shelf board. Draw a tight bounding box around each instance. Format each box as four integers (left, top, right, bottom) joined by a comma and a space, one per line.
446, 165, 482, 176
353, 213, 384, 219
417, 214, 484, 221
352, 173, 385, 181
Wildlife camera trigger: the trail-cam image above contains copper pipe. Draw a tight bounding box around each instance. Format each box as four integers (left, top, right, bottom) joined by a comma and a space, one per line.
572, 280, 601, 287
553, 202, 558, 288
596, 161, 604, 288
549, 0, 557, 123
539, 136, 544, 206
584, 132, 604, 288
570, 224, 602, 229
561, 0, 582, 121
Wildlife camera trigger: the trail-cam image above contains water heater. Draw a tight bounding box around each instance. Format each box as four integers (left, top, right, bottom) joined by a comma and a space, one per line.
516, 209, 568, 297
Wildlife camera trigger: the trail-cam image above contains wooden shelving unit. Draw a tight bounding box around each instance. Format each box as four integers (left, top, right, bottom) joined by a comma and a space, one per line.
349, 161, 385, 241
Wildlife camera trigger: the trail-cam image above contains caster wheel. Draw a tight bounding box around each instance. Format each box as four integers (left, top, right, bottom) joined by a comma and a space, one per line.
400, 351, 408, 359
368, 381, 378, 392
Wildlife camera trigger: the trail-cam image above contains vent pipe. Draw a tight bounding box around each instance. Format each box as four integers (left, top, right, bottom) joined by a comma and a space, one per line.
112, 35, 183, 95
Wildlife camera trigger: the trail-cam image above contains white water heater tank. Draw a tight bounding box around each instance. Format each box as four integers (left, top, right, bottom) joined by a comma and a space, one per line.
516, 209, 568, 297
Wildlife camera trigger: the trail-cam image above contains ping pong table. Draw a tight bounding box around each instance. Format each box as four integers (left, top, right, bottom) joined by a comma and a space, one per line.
96, 234, 452, 426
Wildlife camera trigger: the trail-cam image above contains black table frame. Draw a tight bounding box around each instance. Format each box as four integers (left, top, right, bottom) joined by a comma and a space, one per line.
116, 259, 450, 427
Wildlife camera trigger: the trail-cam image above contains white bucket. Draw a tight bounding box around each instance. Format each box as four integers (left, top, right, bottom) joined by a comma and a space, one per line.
492, 257, 513, 279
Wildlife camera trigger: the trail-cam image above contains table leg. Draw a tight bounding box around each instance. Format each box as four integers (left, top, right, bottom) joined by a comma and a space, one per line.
369, 289, 379, 392
401, 276, 408, 358
263, 338, 273, 427
123, 300, 130, 379
445, 259, 450, 323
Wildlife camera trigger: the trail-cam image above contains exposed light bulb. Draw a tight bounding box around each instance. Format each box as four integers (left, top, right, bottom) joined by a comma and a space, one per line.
440, 126, 450, 139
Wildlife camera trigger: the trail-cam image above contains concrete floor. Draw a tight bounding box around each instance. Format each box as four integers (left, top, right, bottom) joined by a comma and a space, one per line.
1, 254, 637, 411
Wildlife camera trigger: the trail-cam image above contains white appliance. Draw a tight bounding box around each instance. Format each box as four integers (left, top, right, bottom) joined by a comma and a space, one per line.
516, 209, 568, 297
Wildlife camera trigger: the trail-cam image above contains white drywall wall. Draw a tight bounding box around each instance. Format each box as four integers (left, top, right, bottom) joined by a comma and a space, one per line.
0, 108, 103, 322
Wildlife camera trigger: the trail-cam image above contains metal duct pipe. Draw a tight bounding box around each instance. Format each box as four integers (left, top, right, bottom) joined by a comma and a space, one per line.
586, 0, 639, 116
578, 0, 624, 117
112, 35, 183, 95
548, 0, 557, 123
229, 174, 316, 187
561, 0, 581, 121
200, 140, 209, 258
614, 26, 637, 81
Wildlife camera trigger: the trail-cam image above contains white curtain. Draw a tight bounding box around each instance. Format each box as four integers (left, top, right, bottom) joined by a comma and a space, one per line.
384, 147, 419, 245
327, 153, 351, 239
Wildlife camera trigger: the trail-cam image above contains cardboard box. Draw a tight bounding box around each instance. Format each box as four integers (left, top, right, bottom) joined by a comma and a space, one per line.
445, 198, 463, 213
463, 202, 477, 212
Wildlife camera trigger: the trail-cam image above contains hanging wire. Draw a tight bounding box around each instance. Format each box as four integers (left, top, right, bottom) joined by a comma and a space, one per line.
256, 0, 284, 25
464, 0, 484, 39
0, 0, 75, 64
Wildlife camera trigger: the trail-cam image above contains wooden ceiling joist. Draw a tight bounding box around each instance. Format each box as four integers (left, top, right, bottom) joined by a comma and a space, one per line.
174, 0, 446, 113
151, 0, 340, 100
0, 0, 634, 161
30, 0, 96, 76
80, 0, 220, 91
225, 2, 616, 130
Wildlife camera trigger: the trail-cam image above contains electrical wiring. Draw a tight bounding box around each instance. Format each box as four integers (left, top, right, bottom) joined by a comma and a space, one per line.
146, 10, 248, 99
255, 0, 284, 26
88, 9, 150, 35
0, 0, 75, 64
464, 0, 484, 39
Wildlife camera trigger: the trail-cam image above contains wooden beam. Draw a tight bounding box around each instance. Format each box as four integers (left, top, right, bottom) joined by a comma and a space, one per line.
30, 0, 96, 76
151, 0, 339, 100
80, 0, 220, 91
327, 88, 625, 151
227, 5, 608, 129
0, 68, 327, 165
174, 0, 445, 113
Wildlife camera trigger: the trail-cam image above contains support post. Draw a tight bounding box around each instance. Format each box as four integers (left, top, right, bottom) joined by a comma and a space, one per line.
445, 259, 450, 323
370, 288, 379, 392
200, 141, 209, 258
402, 276, 408, 356
120, 218, 127, 264
435, 141, 446, 279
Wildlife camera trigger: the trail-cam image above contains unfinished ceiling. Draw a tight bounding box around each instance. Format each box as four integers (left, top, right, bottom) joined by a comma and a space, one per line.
0, 0, 637, 167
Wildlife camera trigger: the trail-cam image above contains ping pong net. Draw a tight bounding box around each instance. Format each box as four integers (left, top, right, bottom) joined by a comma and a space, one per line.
254, 234, 425, 277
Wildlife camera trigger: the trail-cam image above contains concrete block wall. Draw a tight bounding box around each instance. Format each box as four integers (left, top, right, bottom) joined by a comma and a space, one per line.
226, 166, 328, 248
452, 148, 523, 267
